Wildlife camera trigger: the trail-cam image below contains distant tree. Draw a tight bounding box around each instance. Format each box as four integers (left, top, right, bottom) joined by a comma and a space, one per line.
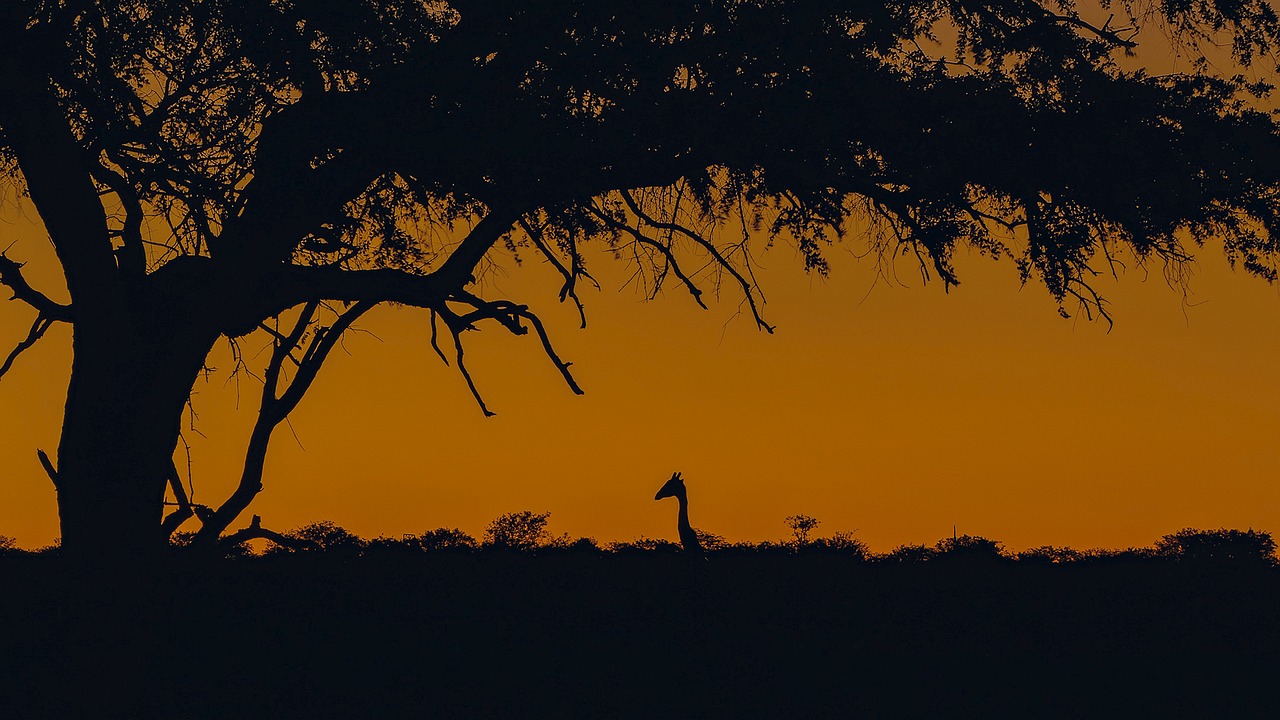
785, 515, 821, 549
415, 527, 479, 552
0, 534, 18, 554
935, 534, 1007, 562
1154, 528, 1277, 565
2, 1, 1280, 559
881, 544, 937, 564
273, 520, 366, 556
483, 511, 552, 551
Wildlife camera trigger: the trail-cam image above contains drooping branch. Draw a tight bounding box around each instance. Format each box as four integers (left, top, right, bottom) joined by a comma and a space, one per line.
620, 190, 775, 331
518, 217, 593, 328
450, 290, 584, 396
582, 201, 708, 310
439, 308, 495, 417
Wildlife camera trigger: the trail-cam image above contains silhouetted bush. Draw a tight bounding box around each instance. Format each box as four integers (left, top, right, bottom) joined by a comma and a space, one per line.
543, 536, 603, 555
695, 528, 727, 551
607, 537, 682, 555
808, 532, 870, 558
880, 543, 936, 563
1076, 547, 1159, 564
483, 511, 551, 551
1155, 528, 1277, 565
415, 527, 478, 552
935, 534, 1007, 563
363, 535, 423, 555
1015, 545, 1084, 565
270, 521, 366, 556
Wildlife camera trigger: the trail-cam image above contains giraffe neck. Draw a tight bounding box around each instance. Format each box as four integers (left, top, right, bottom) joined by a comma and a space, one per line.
676, 493, 692, 536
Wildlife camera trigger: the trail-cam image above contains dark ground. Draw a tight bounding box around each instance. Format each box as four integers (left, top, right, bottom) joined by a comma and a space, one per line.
1, 553, 1276, 719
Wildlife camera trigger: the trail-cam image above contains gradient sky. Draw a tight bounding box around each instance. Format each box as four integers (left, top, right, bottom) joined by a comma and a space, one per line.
1, 196, 1279, 552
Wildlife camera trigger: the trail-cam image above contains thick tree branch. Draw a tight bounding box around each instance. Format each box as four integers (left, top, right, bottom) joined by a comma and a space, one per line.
217, 515, 317, 552
0, 33, 121, 310
0, 255, 74, 322
160, 460, 195, 540
90, 154, 149, 278
220, 206, 525, 336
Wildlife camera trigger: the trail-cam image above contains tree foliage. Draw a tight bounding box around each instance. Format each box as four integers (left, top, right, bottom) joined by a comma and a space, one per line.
1, 0, 1279, 552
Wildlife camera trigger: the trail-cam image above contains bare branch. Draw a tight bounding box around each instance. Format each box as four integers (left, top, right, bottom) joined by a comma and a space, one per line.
36, 449, 58, 491
511, 306, 584, 395
193, 301, 373, 546
0, 255, 73, 321
429, 309, 450, 366
439, 308, 495, 416
519, 217, 589, 328
619, 190, 773, 332
451, 290, 585, 396
582, 201, 708, 309
0, 315, 54, 380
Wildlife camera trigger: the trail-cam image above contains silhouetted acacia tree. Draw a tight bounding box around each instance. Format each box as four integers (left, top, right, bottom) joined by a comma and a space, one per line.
1, 1, 1280, 559
785, 514, 821, 548
483, 510, 552, 550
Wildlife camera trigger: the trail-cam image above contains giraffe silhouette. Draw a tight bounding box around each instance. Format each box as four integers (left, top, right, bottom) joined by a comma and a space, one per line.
654, 471, 704, 553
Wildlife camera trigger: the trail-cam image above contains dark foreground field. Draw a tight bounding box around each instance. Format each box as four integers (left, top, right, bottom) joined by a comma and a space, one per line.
1, 554, 1277, 719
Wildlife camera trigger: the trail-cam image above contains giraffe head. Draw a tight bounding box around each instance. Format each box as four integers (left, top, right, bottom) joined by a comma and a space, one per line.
654, 471, 686, 501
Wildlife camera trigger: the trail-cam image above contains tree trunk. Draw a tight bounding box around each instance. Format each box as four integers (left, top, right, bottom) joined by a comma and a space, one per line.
54, 317, 218, 562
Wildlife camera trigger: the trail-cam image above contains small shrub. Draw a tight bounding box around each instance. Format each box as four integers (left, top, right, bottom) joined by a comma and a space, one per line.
811, 532, 869, 558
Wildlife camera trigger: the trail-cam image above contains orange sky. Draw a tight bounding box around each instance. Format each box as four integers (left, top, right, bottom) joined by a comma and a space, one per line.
1, 200, 1279, 552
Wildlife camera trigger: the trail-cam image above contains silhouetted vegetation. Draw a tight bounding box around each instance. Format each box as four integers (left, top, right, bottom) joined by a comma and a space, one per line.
5, 0, 1280, 558
129, 515, 1280, 567
2, 520, 1277, 719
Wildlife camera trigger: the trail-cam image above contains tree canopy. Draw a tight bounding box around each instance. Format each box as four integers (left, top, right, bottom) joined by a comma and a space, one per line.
0, 0, 1278, 557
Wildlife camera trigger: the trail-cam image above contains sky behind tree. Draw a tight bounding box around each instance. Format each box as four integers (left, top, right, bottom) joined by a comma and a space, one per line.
2, 205, 1277, 552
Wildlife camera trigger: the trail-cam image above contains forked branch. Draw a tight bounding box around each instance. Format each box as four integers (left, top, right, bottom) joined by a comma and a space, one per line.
192, 301, 373, 548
